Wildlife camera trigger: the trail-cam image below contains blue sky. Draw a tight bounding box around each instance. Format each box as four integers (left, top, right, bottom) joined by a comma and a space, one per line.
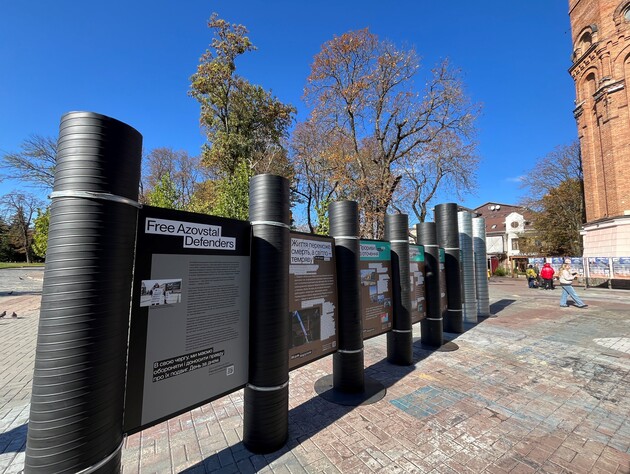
0, 1, 577, 222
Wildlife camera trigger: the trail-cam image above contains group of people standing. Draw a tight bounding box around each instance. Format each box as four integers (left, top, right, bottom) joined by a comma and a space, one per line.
525, 262, 587, 308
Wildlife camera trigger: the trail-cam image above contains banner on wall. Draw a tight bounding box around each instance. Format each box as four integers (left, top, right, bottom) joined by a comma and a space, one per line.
569, 257, 584, 275
359, 240, 393, 339
409, 244, 426, 324
288, 232, 338, 370
588, 257, 611, 278
124, 206, 251, 434
550, 257, 564, 275
612, 257, 630, 279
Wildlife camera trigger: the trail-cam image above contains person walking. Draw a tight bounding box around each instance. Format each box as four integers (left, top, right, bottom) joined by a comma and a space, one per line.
559, 263, 587, 308
540, 262, 555, 290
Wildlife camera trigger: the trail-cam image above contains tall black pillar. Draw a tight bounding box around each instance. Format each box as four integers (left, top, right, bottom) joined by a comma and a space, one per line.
243, 174, 290, 454
416, 222, 443, 347
435, 203, 464, 334
314, 202, 386, 406
25, 112, 142, 474
385, 214, 413, 365
329, 201, 364, 391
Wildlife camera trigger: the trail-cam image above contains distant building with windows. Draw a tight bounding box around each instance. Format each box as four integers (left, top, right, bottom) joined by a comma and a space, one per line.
473, 202, 535, 273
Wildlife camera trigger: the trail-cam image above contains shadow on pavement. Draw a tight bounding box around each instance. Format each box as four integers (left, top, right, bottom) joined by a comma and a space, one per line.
0, 423, 27, 454
181, 355, 419, 472
0, 290, 42, 297
490, 298, 516, 314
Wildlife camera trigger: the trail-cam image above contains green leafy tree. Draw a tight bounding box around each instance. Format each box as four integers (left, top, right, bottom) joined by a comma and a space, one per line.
520, 141, 584, 256
140, 148, 207, 210
314, 199, 331, 236
211, 160, 252, 221
531, 179, 584, 256
189, 13, 296, 204
32, 207, 50, 259
145, 174, 182, 210
0, 192, 43, 263
0, 217, 18, 261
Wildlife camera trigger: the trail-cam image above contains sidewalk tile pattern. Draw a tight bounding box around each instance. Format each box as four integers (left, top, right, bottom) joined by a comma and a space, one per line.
1, 272, 629, 473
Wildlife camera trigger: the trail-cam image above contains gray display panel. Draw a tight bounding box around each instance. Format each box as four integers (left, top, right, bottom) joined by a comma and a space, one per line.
124, 206, 250, 433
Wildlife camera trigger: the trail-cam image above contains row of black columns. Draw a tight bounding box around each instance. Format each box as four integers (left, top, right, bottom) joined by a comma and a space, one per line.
25, 112, 472, 470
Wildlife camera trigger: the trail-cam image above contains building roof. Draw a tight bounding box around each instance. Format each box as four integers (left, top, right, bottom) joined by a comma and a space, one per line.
473, 202, 534, 235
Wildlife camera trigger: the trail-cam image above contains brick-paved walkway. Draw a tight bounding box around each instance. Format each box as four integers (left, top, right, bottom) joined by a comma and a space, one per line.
1, 271, 629, 473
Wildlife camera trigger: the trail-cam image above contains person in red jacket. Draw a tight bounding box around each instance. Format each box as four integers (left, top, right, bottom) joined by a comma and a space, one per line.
540, 263, 555, 290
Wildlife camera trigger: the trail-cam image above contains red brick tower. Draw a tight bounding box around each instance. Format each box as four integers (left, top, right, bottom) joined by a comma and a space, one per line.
569, 0, 630, 258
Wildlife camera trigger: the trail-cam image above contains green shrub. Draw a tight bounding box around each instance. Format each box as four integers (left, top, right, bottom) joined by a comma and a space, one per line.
493, 267, 507, 277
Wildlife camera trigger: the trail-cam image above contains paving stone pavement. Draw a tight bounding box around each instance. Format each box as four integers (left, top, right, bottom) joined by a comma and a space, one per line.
1, 270, 629, 473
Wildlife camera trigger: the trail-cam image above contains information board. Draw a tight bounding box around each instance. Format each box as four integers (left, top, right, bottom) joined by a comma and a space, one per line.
569, 257, 584, 275
288, 233, 338, 370
550, 257, 564, 275
124, 206, 251, 434
612, 257, 630, 278
588, 257, 611, 278
359, 240, 393, 339
409, 244, 426, 324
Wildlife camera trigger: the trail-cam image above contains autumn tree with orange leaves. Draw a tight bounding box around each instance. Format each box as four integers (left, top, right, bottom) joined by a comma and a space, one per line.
294, 28, 480, 238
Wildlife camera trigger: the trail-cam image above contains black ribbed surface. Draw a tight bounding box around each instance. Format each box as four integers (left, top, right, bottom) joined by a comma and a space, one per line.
458, 211, 477, 323
434, 203, 464, 334
384, 214, 413, 365
416, 222, 443, 347
329, 201, 364, 392
244, 174, 290, 453
472, 217, 491, 317
25, 112, 142, 474
243, 386, 289, 453
439, 248, 448, 320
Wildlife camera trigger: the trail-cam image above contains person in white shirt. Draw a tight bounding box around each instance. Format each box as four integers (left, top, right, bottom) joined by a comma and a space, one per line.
558, 263, 587, 308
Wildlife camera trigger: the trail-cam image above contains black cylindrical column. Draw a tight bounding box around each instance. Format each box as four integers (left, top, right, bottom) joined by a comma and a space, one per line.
416, 222, 443, 347
328, 201, 364, 392
25, 112, 142, 474
244, 174, 290, 453
385, 214, 413, 365
435, 203, 464, 333
315, 202, 386, 407
329, 201, 364, 392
